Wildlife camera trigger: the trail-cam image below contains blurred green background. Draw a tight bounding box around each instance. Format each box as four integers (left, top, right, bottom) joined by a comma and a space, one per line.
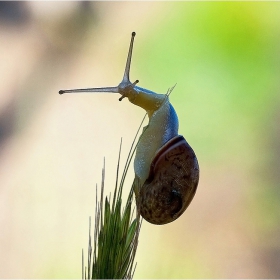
0, 1, 279, 278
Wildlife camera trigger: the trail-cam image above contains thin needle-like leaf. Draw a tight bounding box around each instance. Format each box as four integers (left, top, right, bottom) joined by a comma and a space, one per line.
83, 108, 149, 279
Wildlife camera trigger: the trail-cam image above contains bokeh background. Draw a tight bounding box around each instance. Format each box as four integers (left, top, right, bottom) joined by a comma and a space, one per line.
0, 1, 280, 278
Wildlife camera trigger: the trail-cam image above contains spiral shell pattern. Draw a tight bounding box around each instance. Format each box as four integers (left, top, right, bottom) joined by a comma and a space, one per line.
138, 135, 199, 225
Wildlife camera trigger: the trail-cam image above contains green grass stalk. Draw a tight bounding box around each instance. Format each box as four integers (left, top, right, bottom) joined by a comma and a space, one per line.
83, 115, 147, 279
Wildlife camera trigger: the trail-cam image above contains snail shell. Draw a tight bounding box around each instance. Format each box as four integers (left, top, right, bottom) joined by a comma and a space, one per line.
137, 135, 199, 225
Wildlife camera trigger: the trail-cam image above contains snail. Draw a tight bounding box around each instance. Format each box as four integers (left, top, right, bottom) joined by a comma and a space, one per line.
59, 32, 199, 225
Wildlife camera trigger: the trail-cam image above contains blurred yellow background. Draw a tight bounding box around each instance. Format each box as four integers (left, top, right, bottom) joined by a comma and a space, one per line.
0, 1, 280, 278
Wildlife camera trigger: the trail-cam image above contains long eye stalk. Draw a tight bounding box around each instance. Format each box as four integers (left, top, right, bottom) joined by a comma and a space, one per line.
122, 31, 136, 84
59, 32, 137, 98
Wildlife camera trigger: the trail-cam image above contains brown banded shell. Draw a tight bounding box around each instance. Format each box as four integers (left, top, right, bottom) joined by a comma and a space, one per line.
138, 135, 199, 225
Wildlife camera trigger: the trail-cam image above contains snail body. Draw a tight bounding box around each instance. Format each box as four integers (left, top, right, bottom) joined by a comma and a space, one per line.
128, 86, 179, 188
59, 32, 199, 225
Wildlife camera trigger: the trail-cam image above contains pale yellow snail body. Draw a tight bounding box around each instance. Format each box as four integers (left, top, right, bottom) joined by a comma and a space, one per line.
59, 32, 199, 225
